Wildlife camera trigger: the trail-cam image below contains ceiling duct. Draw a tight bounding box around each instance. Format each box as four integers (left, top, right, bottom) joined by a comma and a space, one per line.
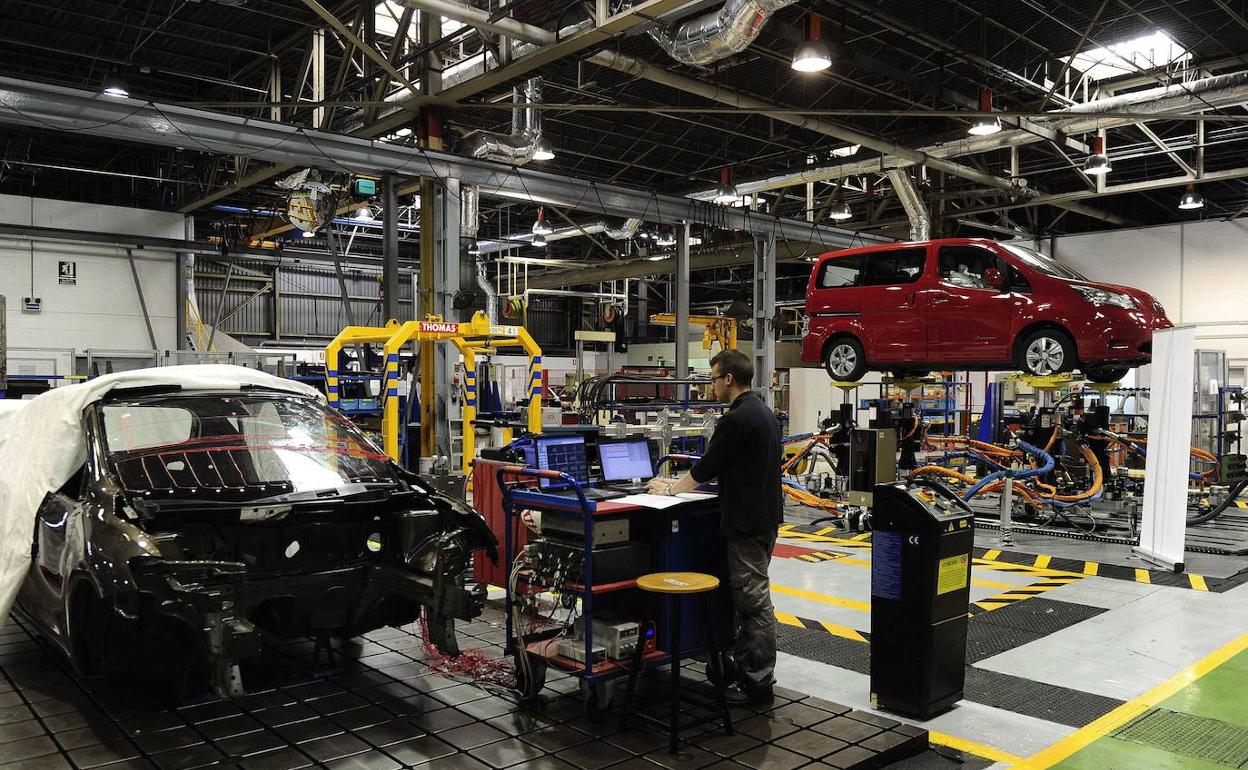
474, 217, 643, 255
461, 184, 480, 238
457, 77, 547, 164
647, 0, 798, 66
886, 170, 929, 241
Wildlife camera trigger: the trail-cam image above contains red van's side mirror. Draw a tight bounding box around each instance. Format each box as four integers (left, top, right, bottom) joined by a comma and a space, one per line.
983, 267, 1005, 290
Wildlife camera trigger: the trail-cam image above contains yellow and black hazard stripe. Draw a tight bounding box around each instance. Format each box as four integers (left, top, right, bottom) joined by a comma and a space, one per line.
774, 611, 870, 643
967, 575, 1085, 617
791, 550, 849, 564
778, 524, 872, 550
971, 547, 1226, 592
1200, 497, 1248, 510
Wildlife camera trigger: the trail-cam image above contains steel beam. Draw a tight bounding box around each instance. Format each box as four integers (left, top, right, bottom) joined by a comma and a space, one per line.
752, 232, 775, 407
0, 76, 871, 244
382, 174, 400, 323
675, 221, 690, 380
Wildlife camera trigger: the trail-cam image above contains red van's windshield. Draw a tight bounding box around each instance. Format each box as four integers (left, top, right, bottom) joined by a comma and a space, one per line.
1001, 243, 1087, 281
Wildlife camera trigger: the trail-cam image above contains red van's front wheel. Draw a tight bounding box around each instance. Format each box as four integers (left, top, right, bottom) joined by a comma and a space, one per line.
1018, 329, 1075, 377
824, 337, 868, 382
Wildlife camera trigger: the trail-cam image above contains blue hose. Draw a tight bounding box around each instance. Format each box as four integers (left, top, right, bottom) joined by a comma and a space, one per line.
962, 441, 1055, 501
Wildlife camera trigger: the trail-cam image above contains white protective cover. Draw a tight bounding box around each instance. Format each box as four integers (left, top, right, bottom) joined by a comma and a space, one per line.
0, 365, 321, 626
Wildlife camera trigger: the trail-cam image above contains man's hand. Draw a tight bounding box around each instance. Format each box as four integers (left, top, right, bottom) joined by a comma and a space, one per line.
646, 477, 675, 496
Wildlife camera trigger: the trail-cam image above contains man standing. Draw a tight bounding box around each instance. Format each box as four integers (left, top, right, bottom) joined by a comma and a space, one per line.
647, 349, 783, 705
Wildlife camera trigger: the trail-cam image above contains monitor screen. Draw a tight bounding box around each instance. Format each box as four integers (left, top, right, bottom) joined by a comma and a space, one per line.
534, 435, 589, 489
599, 438, 655, 482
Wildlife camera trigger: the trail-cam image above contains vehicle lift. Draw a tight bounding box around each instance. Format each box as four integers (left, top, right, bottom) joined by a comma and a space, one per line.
325, 311, 544, 477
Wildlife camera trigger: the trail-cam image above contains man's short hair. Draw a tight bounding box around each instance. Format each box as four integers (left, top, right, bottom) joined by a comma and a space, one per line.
710, 349, 753, 388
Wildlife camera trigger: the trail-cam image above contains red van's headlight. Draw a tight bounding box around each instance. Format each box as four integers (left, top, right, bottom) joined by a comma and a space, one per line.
1071, 284, 1136, 309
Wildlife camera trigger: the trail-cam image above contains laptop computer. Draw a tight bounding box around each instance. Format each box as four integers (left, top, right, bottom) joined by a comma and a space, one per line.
533, 435, 622, 501
599, 437, 657, 495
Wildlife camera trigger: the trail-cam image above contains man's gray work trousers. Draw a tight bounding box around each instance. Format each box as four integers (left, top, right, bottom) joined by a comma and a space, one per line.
725, 530, 778, 693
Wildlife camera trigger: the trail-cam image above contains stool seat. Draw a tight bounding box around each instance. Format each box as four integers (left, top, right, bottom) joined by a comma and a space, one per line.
636, 572, 720, 594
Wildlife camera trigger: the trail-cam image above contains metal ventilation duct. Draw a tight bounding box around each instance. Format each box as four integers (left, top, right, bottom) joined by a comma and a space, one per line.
457, 78, 546, 164
476, 257, 498, 324
461, 184, 480, 238
474, 217, 642, 255
648, 0, 798, 65
887, 170, 929, 242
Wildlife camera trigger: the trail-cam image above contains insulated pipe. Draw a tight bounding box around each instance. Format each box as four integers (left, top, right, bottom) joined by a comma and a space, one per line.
887, 170, 929, 242
474, 217, 641, 254
476, 257, 498, 325
457, 77, 547, 165
461, 184, 480, 238
647, 0, 798, 66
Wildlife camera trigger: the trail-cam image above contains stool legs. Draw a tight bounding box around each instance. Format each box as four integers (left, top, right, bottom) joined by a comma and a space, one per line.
700, 593, 733, 735
668, 594, 682, 755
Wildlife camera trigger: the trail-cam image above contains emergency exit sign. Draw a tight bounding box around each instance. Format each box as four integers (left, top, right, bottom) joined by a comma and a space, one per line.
58, 261, 76, 285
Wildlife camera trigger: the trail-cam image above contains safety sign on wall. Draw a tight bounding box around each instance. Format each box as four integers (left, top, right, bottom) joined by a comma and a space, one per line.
58, 261, 76, 285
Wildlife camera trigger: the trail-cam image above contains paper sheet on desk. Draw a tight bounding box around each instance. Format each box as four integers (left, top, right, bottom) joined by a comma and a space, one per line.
614, 492, 715, 509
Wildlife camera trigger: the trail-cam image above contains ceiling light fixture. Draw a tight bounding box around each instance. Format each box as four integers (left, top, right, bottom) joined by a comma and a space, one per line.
828, 191, 852, 221
968, 88, 1002, 136
656, 227, 676, 247
532, 232, 548, 248
532, 208, 554, 236
1084, 135, 1112, 176
301, 229, 316, 238
468, 240, 481, 256
101, 70, 129, 98
1178, 183, 1204, 210
713, 167, 739, 205
353, 206, 374, 221
532, 137, 555, 161
792, 14, 832, 73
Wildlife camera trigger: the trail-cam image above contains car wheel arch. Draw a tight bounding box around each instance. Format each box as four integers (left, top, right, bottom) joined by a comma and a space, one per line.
1013, 322, 1078, 363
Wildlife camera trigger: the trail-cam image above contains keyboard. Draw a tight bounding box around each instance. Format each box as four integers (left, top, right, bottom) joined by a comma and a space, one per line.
545, 487, 625, 502
606, 482, 652, 495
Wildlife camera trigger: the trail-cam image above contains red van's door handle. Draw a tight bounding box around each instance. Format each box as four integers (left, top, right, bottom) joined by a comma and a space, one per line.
930, 292, 951, 305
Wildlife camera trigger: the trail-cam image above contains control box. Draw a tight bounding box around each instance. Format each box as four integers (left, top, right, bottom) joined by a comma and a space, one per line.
556, 639, 605, 664
533, 539, 650, 585
540, 514, 630, 545
848, 428, 897, 506
573, 616, 640, 660
870, 480, 973, 719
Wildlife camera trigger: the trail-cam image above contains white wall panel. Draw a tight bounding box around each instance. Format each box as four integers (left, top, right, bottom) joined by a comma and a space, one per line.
0, 194, 182, 354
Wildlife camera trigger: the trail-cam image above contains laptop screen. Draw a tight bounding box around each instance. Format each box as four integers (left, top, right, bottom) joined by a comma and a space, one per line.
599, 438, 655, 482
534, 435, 589, 489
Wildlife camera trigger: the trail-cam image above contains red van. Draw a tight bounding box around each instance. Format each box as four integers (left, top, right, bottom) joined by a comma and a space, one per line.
801, 238, 1171, 383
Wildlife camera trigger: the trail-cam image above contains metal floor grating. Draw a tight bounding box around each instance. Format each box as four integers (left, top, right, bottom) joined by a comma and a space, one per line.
966, 598, 1106, 663
1113, 708, 1248, 767
0, 605, 927, 770
962, 667, 1123, 729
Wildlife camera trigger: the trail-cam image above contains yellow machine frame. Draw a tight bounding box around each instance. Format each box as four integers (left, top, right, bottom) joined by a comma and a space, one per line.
324, 311, 543, 476
648, 313, 738, 351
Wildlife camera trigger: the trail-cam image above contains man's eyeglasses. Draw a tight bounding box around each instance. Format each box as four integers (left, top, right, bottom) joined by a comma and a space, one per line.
709, 373, 728, 383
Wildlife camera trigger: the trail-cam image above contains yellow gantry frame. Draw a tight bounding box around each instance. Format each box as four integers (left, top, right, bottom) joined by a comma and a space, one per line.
324, 311, 543, 476
649, 313, 738, 351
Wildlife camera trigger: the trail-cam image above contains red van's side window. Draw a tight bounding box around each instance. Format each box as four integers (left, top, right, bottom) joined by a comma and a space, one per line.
817, 254, 865, 288
861, 249, 926, 286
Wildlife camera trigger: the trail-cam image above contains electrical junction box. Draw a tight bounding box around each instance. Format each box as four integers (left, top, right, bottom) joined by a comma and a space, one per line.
556, 639, 605, 664
22, 297, 41, 313
573, 616, 640, 660
541, 514, 629, 544
351, 177, 377, 197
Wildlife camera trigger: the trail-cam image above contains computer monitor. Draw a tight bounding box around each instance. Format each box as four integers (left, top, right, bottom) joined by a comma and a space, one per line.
599, 438, 655, 483
534, 435, 589, 489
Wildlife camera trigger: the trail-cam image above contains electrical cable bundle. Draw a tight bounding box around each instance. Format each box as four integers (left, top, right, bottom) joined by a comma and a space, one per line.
780, 432, 846, 514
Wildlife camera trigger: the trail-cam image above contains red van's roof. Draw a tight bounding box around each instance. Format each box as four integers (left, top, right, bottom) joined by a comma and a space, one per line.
813, 237, 1002, 262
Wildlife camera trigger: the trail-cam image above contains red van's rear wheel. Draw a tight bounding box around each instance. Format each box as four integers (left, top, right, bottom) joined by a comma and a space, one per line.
824, 337, 868, 382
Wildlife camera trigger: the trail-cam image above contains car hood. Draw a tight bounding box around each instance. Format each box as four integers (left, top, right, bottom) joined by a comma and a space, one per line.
1057, 277, 1164, 313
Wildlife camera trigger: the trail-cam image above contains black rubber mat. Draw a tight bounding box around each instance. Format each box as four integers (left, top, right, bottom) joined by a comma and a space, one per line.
776, 600, 1124, 729
963, 668, 1123, 728
884, 747, 995, 769
1112, 708, 1248, 767
966, 598, 1106, 663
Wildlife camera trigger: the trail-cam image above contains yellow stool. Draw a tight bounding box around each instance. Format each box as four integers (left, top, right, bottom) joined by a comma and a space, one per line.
620, 572, 733, 754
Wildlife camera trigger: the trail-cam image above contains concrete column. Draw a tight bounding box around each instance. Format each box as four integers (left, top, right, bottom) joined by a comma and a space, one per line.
675, 221, 690, 380
382, 174, 400, 323
753, 232, 776, 407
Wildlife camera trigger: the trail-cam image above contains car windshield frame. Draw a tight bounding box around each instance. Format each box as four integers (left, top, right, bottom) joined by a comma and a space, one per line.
1000, 243, 1088, 281
96, 391, 401, 503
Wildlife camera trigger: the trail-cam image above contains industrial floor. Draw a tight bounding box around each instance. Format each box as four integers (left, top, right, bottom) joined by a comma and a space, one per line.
1, 514, 1246, 770
774, 508, 1248, 769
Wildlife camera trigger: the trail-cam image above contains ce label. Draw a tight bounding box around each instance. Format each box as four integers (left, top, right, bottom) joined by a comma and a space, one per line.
908, 535, 921, 546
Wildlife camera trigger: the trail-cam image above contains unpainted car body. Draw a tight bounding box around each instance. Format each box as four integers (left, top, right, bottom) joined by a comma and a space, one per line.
17, 386, 496, 699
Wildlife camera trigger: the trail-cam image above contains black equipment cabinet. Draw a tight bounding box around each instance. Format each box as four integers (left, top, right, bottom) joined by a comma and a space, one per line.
869, 480, 973, 719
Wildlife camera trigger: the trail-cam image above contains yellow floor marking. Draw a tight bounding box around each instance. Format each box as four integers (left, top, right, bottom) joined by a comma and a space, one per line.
1134, 568, 1151, 584
852, 532, 872, 540
973, 578, 1015, 589
772, 583, 870, 613
973, 601, 1012, 611
983, 549, 1002, 561
1017, 631, 1248, 769
972, 560, 1083, 579
1033, 554, 1052, 569
815, 527, 836, 535
801, 551, 1021, 590
928, 730, 1023, 766
1083, 561, 1099, 576
819, 620, 867, 642
773, 611, 802, 627
1188, 574, 1209, 591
